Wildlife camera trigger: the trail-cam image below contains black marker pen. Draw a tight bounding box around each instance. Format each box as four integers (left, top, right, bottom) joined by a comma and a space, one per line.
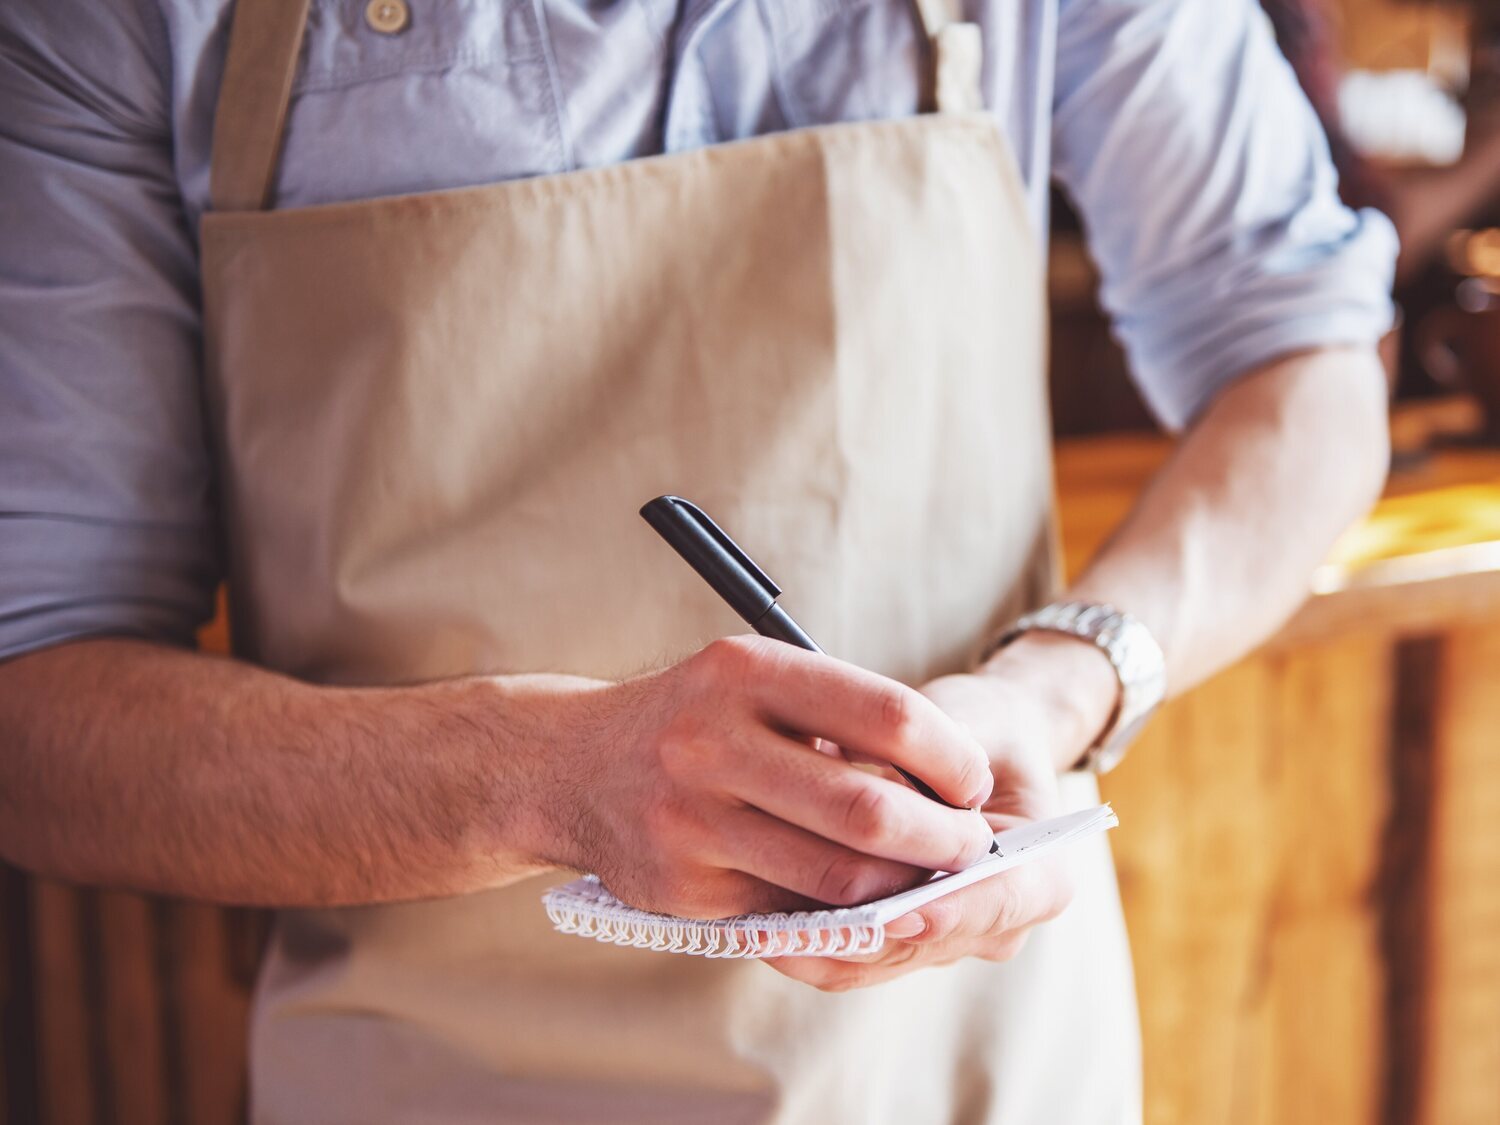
640, 494, 999, 854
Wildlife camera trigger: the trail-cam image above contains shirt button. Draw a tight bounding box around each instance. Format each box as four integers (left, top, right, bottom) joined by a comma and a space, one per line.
365, 0, 409, 35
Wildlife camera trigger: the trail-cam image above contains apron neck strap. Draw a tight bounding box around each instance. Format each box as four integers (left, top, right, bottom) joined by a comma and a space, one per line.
912, 0, 984, 114
209, 0, 313, 213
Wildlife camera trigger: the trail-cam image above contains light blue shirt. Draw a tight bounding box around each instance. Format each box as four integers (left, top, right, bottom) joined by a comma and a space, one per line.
0, 0, 1397, 660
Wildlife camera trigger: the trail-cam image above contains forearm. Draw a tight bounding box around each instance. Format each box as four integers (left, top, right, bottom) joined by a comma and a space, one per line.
1073, 345, 1388, 682
0, 638, 577, 906
982, 346, 1390, 769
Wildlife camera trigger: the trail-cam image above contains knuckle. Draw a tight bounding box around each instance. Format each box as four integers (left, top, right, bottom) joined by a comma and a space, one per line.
840, 783, 898, 846
949, 818, 995, 870
881, 943, 923, 970
981, 930, 1031, 963
987, 883, 1023, 934
922, 897, 965, 941
957, 751, 992, 805
696, 635, 761, 686
815, 851, 874, 907
876, 686, 919, 742
996, 864, 1072, 932
689, 639, 735, 687
813, 966, 868, 993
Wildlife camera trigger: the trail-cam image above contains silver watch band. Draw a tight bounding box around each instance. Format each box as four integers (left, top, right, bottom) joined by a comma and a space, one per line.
982, 601, 1166, 774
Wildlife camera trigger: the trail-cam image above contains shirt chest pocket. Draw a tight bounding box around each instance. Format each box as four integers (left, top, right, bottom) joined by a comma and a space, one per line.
276, 0, 567, 206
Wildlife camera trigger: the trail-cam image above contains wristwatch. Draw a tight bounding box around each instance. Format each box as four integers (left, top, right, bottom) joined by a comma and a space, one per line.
983, 601, 1166, 775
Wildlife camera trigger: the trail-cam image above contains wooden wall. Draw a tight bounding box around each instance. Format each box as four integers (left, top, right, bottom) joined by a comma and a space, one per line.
1, 886, 264, 1125
1103, 632, 1393, 1125
1420, 624, 1500, 1125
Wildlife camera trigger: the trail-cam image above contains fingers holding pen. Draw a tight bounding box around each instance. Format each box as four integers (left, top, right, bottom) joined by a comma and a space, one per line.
662, 718, 995, 873
760, 746, 993, 872
703, 636, 995, 810
703, 804, 932, 908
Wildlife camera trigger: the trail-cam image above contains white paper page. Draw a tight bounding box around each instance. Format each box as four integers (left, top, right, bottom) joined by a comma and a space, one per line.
857, 804, 1118, 925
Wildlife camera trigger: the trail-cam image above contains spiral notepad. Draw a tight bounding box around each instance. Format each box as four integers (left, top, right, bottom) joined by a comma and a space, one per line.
543, 804, 1117, 959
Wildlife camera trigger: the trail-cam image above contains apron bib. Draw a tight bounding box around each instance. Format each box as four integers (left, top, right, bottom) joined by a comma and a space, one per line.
198, 1, 1140, 1120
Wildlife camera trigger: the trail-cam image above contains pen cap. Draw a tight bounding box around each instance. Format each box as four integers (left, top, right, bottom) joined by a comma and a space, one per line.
640, 496, 781, 623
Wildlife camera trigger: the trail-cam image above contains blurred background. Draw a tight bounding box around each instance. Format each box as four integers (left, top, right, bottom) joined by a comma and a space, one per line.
5, 0, 1500, 1122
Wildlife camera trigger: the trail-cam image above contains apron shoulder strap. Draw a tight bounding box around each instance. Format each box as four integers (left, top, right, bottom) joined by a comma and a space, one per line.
209, 0, 314, 213
912, 0, 984, 115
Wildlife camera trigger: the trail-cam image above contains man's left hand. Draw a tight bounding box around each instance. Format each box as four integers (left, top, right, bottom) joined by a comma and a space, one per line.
763, 633, 1116, 991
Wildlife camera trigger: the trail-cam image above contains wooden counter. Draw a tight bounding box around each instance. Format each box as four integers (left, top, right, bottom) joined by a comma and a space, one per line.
4, 408, 1499, 1124
1072, 408, 1500, 1125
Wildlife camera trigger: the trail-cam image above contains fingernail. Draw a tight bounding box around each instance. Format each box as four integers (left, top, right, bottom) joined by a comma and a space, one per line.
885, 914, 926, 939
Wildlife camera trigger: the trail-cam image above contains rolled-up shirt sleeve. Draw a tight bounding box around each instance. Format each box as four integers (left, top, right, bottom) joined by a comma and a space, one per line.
1051, 0, 1399, 430
0, 2, 219, 661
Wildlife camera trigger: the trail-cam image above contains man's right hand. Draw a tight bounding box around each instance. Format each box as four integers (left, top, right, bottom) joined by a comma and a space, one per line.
522, 636, 997, 920
0, 635, 991, 913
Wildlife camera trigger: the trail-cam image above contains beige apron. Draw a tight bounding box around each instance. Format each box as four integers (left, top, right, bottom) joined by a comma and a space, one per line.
199, 0, 1140, 1120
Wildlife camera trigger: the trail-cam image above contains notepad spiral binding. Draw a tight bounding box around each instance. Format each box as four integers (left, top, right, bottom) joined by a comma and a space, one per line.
543, 805, 1120, 959
543, 876, 886, 959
